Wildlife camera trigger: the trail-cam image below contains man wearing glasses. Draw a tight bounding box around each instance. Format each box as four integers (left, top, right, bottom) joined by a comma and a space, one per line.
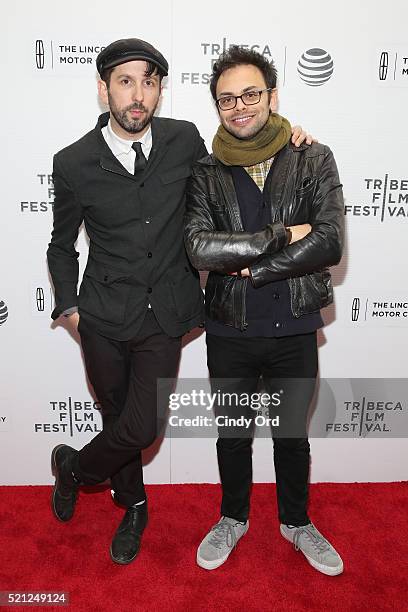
185, 46, 344, 575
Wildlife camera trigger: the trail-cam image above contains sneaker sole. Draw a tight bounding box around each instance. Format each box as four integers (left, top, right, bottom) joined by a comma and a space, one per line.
280, 525, 343, 576
51, 444, 74, 523
196, 521, 249, 570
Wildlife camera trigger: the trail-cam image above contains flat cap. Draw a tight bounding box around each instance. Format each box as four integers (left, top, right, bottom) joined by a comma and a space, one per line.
96, 38, 168, 77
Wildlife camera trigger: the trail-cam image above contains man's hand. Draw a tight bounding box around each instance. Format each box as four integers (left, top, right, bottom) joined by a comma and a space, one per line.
291, 125, 317, 148
230, 224, 312, 277
229, 268, 250, 277
288, 223, 312, 244
65, 311, 80, 332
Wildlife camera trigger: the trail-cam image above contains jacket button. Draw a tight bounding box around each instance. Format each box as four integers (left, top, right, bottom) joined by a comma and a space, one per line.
145, 217, 152, 224
147, 287, 152, 294
274, 322, 281, 328
147, 252, 152, 258
104, 275, 108, 282
273, 293, 280, 299
140, 183, 145, 187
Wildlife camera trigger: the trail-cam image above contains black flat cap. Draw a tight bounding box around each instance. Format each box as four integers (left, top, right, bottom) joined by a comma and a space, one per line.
96, 38, 168, 77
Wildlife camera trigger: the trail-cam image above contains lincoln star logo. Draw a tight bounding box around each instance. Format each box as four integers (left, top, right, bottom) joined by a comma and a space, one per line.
36, 287, 45, 312
379, 51, 389, 81
35, 40, 45, 69
351, 298, 360, 322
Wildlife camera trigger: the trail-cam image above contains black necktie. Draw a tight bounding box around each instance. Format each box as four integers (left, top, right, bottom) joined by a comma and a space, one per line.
132, 142, 147, 174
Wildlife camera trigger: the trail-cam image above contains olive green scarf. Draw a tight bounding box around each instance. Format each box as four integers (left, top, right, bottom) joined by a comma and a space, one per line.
212, 113, 291, 166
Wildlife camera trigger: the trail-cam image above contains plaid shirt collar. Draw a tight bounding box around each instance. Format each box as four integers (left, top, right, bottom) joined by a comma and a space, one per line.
243, 157, 274, 191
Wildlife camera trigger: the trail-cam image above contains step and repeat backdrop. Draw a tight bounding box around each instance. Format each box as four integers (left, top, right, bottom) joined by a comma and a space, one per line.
1, 1, 407, 484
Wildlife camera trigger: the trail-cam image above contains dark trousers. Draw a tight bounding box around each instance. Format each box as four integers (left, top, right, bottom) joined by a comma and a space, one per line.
206, 332, 318, 527
75, 311, 181, 507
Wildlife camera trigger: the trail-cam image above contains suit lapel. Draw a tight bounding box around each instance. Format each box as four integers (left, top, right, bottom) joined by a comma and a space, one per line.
267, 144, 292, 216
142, 117, 169, 183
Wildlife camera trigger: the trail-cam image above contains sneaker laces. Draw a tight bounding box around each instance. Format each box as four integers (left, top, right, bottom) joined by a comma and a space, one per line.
293, 524, 331, 554
208, 519, 239, 550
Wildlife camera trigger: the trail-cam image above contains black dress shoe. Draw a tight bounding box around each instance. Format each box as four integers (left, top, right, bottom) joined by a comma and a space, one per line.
51, 444, 80, 522
110, 503, 148, 565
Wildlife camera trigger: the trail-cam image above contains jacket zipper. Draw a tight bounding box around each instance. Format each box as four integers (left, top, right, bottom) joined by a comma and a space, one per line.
239, 278, 248, 330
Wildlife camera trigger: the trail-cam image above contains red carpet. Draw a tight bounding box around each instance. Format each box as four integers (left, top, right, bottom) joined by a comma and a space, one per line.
0, 483, 407, 611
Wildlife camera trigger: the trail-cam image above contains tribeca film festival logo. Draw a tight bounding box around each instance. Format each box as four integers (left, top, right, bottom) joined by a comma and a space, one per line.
34, 397, 101, 435
181, 38, 277, 85
297, 48, 334, 86
34, 39, 105, 72
0, 301, 8, 326
377, 49, 408, 86
20, 173, 54, 214
350, 296, 408, 326
345, 175, 408, 221
326, 396, 405, 437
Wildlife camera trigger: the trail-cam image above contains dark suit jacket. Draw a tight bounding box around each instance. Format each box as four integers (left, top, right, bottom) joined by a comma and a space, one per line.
47, 112, 207, 339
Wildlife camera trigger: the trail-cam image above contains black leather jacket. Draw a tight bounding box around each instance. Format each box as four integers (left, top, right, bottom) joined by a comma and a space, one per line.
184, 142, 344, 331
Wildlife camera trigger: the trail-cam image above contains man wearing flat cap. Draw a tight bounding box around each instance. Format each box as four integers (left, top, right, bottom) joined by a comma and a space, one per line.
48, 38, 207, 565
47, 37, 312, 565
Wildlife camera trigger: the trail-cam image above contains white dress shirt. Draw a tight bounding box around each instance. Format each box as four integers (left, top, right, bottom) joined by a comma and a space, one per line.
101, 120, 152, 174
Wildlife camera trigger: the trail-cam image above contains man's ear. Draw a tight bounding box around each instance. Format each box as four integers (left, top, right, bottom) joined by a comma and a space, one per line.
269, 88, 278, 113
98, 79, 109, 106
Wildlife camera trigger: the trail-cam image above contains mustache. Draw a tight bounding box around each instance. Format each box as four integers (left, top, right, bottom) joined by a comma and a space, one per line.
124, 103, 148, 113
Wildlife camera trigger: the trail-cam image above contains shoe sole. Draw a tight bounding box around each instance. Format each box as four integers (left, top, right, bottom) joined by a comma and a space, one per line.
196, 521, 249, 570
280, 525, 344, 576
51, 444, 73, 523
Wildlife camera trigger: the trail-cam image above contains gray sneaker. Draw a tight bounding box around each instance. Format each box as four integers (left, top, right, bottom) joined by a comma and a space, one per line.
197, 516, 249, 570
280, 523, 343, 576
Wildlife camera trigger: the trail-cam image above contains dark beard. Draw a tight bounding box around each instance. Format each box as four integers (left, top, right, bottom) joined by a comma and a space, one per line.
108, 97, 157, 135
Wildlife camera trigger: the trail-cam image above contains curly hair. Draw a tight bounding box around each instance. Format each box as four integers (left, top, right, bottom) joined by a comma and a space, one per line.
210, 45, 277, 101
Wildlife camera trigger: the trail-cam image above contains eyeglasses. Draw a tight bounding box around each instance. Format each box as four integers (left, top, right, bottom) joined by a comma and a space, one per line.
216, 88, 272, 111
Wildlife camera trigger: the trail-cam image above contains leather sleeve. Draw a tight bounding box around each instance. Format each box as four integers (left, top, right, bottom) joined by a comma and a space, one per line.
249, 146, 344, 288
184, 166, 288, 274
47, 154, 84, 319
